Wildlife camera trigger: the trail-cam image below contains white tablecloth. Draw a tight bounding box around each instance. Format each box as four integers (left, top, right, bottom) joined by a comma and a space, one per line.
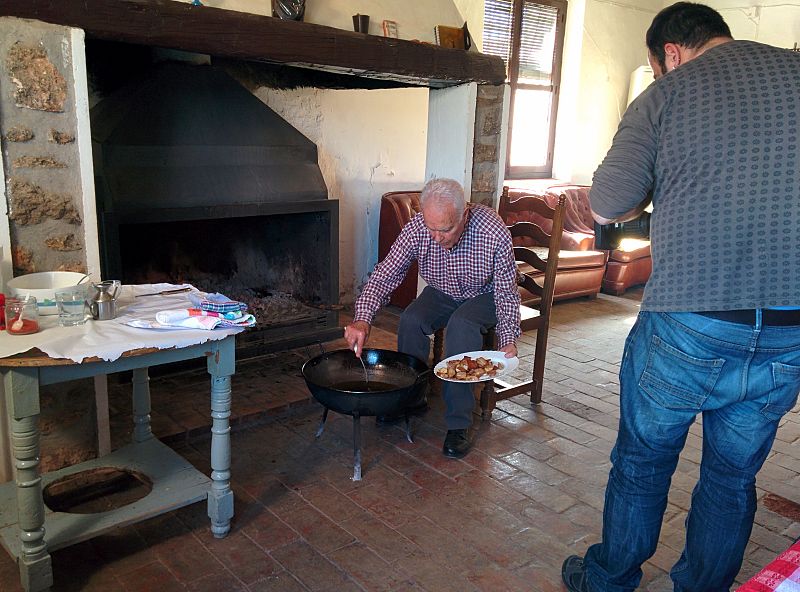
0, 284, 242, 363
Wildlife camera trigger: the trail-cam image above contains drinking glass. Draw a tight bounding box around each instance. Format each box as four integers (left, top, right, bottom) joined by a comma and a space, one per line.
5, 296, 39, 335
55, 290, 88, 326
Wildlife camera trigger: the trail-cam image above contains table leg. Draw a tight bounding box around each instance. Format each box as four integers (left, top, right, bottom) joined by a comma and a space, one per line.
132, 368, 153, 443
207, 338, 234, 538
4, 369, 52, 591
0, 387, 13, 483
93, 375, 111, 456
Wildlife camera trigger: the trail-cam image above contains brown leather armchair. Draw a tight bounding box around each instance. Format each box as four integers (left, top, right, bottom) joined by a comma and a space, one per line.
378, 191, 420, 308
506, 185, 652, 296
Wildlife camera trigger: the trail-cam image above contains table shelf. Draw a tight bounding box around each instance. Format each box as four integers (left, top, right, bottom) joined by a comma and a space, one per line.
0, 437, 210, 557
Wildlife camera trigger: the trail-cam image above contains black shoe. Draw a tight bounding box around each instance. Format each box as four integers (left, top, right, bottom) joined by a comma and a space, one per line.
442, 429, 471, 458
561, 555, 589, 592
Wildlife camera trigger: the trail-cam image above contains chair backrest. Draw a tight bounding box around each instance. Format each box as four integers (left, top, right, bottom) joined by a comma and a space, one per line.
499, 186, 593, 251
507, 192, 566, 332
499, 186, 555, 239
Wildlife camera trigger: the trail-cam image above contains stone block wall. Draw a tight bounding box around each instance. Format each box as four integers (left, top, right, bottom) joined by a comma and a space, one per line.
470, 83, 505, 206
0, 18, 87, 276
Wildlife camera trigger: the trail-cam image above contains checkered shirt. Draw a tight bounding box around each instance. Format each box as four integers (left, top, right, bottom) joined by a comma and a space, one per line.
354, 204, 521, 348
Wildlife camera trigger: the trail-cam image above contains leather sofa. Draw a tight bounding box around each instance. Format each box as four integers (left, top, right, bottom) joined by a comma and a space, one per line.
506, 184, 652, 296
378, 190, 607, 308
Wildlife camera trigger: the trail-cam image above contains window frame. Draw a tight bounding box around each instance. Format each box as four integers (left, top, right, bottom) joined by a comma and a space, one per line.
502, 0, 568, 179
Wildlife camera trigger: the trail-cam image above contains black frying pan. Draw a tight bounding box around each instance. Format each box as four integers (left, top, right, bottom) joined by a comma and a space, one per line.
301, 348, 429, 417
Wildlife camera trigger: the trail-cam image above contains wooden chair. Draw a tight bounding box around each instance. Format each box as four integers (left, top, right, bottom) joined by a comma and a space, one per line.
432, 192, 566, 416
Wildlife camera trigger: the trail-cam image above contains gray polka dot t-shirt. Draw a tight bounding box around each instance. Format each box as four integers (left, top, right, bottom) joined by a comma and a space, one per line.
591, 40, 800, 312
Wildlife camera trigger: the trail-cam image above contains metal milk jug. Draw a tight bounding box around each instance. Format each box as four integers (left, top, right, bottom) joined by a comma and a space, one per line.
89, 280, 121, 321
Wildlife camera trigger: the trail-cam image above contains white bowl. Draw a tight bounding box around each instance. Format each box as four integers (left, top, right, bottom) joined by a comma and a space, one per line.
7, 272, 89, 316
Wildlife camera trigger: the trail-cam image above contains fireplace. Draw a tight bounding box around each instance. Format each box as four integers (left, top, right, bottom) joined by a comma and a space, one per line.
91, 60, 340, 355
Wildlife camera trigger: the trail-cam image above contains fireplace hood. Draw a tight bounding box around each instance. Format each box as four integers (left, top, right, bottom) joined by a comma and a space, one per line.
91, 61, 328, 217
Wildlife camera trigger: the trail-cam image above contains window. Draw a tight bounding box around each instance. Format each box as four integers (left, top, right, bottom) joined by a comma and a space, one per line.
483, 0, 567, 179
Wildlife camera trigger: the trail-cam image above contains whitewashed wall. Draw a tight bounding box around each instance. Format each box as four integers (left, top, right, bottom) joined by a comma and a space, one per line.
554, 0, 661, 184
705, 0, 800, 47
255, 87, 429, 300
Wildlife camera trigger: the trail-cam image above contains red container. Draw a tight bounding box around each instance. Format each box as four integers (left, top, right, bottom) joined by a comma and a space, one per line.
5, 296, 39, 335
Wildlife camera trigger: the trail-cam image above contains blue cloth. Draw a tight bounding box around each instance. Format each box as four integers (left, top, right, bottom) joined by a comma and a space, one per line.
188, 292, 247, 313
584, 311, 800, 592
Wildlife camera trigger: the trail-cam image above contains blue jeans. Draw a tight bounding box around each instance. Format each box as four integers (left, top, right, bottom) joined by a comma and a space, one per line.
584, 311, 800, 592
398, 287, 496, 430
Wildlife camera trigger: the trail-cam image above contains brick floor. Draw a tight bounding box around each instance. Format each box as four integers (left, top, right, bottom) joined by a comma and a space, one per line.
2, 289, 800, 591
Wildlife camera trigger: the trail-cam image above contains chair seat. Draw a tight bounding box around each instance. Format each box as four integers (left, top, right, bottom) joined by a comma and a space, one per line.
520, 304, 541, 327
518, 247, 606, 272
609, 240, 650, 263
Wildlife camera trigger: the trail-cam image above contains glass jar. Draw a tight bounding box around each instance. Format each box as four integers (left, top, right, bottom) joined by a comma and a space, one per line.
5, 296, 40, 335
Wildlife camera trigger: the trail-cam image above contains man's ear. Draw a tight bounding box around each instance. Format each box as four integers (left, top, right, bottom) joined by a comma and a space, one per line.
663, 42, 681, 70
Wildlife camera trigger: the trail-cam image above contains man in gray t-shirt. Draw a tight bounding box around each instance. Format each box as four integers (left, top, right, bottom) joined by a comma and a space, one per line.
563, 3, 800, 592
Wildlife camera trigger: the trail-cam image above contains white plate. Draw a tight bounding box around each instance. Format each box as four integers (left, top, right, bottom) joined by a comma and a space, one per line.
434, 350, 519, 383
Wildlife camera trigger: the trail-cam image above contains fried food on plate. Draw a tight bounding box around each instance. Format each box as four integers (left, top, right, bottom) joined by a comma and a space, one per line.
435, 355, 504, 381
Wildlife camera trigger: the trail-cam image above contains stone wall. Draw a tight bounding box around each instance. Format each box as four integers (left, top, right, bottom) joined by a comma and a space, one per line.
0, 18, 87, 276
470, 83, 504, 206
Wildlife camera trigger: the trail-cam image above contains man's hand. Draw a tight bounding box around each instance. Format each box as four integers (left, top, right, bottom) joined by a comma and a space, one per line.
499, 343, 518, 358
344, 320, 371, 358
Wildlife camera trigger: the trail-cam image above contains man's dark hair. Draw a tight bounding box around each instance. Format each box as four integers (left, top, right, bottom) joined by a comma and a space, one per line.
646, 2, 732, 71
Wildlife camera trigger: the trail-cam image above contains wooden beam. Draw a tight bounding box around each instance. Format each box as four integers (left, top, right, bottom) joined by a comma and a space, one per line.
0, 0, 506, 88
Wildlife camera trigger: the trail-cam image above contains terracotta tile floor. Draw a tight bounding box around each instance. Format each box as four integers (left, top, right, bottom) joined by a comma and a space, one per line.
2, 290, 800, 591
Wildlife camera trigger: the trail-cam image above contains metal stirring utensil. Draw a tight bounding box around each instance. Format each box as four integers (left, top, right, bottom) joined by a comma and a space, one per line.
353, 343, 369, 386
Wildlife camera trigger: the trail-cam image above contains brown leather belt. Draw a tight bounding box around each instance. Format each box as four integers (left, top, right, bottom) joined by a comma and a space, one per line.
698, 309, 800, 326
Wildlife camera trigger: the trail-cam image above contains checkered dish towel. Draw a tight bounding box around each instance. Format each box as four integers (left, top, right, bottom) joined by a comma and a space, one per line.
188, 292, 248, 314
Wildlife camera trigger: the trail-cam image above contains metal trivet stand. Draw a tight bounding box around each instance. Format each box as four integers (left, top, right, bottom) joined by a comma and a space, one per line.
315, 408, 413, 481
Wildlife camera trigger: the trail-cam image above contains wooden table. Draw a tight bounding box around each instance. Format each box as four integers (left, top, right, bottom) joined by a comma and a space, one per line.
0, 336, 236, 592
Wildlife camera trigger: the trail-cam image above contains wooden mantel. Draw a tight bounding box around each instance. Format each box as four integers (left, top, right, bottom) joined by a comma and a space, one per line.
0, 0, 506, 88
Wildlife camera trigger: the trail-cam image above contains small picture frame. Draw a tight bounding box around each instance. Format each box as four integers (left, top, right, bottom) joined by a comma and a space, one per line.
382, 20, 398, 38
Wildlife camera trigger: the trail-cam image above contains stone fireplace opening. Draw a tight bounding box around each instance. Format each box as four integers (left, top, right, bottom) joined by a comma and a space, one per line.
88, 47, 340, 354
115, 207, 338, 355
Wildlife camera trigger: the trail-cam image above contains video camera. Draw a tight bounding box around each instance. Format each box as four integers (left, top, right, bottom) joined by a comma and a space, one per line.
593, 211, 651, 251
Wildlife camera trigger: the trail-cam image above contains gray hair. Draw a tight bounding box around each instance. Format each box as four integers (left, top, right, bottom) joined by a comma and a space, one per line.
420, 178, 465, 216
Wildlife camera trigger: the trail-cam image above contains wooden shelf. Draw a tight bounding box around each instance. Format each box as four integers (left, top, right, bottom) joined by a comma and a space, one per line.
0, 438, 210, 557
0, 0, 506, 88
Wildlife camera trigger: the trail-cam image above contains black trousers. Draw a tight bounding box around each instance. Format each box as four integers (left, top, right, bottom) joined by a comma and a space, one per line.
397, 286, 496, 429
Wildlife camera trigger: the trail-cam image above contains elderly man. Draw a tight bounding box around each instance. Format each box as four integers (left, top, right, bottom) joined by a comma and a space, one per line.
562, 3, 800, 591
344, 178, 519, 458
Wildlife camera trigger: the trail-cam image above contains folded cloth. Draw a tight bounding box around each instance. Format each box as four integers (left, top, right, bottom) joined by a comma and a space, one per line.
159, 308, 243, 322
155, 309, 256, 330
188, 292, 248, 313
